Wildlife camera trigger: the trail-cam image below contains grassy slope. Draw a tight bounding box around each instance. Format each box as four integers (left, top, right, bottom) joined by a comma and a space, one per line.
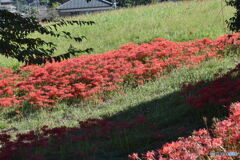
0, 0, 234, 68
0, 0, 238, 158
0, 55, 238, 159
1, 56, 238, 132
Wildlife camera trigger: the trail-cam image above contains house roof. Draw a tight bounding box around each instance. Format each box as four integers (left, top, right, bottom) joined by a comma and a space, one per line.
57, 0, 113, 10
0, 0, 14, 3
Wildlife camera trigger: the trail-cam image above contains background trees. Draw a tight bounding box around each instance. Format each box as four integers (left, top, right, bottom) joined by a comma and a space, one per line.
225, 0, 240, 32
0, 10, 94, 65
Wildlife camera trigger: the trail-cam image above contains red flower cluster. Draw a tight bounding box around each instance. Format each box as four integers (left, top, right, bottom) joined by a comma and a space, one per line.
0, 115, 148, 160
128, 102, 240, 160
182, 62, 240, 109
2, 33, 240, 108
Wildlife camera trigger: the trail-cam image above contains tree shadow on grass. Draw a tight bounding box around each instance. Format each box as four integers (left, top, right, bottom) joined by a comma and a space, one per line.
103, 90, 227, 159
62, 89, 227, 160
1, 81, 230, 160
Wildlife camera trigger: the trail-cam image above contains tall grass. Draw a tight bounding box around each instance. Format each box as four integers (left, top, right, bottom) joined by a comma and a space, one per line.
1, 55, 238, 133
0, 0, 234, 68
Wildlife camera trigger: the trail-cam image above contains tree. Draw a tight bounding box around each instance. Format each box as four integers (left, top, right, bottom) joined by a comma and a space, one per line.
0, 10, 94, 65
225, 0, 240, 32
48, 0, 69, 7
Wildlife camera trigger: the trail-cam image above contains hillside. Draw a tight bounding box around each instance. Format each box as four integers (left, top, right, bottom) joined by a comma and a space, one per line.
0, 0, 239, 159
0, 0, 234, 68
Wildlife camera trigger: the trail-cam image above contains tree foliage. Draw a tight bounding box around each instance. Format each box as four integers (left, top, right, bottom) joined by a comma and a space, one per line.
0, 10, 94, 65
225, 0, 240, 32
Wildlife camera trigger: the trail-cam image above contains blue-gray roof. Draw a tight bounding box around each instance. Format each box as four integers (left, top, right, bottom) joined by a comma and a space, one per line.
0, 0, 14, 3
57, 0, 113, 10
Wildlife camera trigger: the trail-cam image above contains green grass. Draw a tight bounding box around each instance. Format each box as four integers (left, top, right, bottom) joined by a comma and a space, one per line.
0, 55, 237, 132
0, 0, 234, 69
0, 54, 238, 159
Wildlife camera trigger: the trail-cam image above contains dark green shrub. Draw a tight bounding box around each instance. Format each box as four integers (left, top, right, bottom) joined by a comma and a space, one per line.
0, 9, 94, 65
226, 0, 240, 32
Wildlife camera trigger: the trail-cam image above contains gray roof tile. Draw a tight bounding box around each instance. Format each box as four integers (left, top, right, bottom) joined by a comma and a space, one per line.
57, 0, 113, 10
0, 0, 14, 3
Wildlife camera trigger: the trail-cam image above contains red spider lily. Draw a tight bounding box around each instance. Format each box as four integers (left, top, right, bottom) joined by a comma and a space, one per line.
129, 102, 240, 160
183, 62, 240, 109
0, 114, 155, 160
1, 33, 239, 108
128, 153, 140, 160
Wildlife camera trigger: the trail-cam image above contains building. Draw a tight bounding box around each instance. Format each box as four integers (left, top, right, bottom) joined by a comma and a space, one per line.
0, 0, 17, 13
56, 0, 115, 16
0, 0, 14, 6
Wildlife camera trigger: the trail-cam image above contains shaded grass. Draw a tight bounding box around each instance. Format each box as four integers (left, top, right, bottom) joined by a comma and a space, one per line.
0, 55, 238, 159
0, 0, 234, 68
0, 55, 238, 134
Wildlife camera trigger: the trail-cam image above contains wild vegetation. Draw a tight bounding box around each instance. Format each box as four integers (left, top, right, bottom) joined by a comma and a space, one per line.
0, 10, 94, 65
0, 0, 240, 159
0, 0, 234, 68
0, 34, 230, 108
